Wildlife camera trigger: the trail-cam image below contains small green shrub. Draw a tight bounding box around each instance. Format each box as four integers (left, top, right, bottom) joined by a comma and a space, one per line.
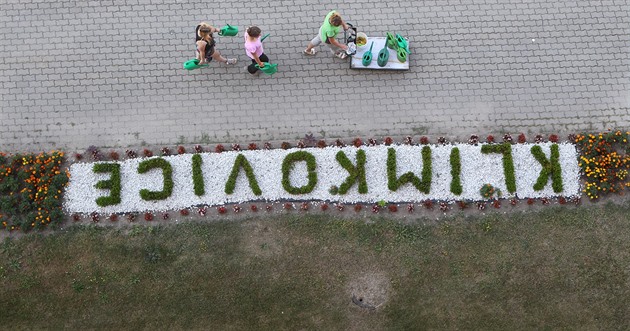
479, 183, 502, 199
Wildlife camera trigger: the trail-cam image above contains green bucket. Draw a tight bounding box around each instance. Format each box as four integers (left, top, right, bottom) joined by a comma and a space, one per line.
255, 62, 278, 75
183, 58, 208, 70
218, 24, 238, 36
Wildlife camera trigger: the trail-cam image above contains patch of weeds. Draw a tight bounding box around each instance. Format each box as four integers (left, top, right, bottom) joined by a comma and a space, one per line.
9, 259, 21, 271
199, 133, 211, 144
393, 223, 429, 244
147, 225, 159, 235
99, 292, 110, 303
449, 261, 462, 276
144, 244, 171, 264
441, 223, 452, 235
128, 225, 145, 237
72, 279, 85, 293
130, 276, 141, 285
20, 274, 39, 289
481, 221, 493, 233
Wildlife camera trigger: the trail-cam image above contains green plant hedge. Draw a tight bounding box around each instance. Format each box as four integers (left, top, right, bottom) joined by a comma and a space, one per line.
450, 147, 463, 195
225, 154, 262, 196
94, 163, 122, 207
192, 154, 205, 196
481, 143, 516, 193
137, 158, 173, 201
282, 151, 318, 194
531, 144, 563, 192
387, 147, 432, 193
336, 150, 368, 194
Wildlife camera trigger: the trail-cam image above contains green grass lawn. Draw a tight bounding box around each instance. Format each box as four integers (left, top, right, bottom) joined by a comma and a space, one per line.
2, 203, 630, 330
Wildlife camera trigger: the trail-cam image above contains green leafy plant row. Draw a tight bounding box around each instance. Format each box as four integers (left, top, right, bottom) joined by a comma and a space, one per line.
481, 143, 516, 193
335, 150, 368, 194
94, 163, 121, 206
137, 158, 173, 201
450, 147, 463, 195
387, 147, 432, 193
282, 151, 318, 194
225, 154, 262, 196
531, 144, 563, 192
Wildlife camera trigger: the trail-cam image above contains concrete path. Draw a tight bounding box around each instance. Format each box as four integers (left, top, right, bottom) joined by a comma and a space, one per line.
1, 0, 629, 153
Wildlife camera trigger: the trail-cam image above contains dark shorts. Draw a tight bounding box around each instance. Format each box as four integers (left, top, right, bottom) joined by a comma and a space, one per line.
247, 53, 270, 74
195, 46, 215, 62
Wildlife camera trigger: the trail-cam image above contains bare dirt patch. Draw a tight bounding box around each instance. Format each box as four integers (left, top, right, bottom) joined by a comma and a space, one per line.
346, 270, 391, 311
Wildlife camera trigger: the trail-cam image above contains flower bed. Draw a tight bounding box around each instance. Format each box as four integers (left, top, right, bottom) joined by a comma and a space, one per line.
0, 151, 68, 231
3, 131, 626, 230
574, 130, 630, 199
64, 142, 581, 214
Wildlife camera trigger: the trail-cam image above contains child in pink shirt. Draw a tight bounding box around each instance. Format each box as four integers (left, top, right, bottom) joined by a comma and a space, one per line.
244, 26, 269, 75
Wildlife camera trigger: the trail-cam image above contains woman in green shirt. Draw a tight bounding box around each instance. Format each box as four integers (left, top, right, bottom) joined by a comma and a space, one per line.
303, 11, 350, 59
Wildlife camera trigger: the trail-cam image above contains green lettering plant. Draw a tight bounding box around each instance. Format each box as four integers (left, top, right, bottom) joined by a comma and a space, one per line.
94, 163, 121, 207
192, 154, 205, 196
387, 147, 432, 193
481, 143, 516, 193
531, 144, 563, 192
225, 154, 262, 196
335, 150, 368, 194
282, 151, 318, 194
137, 158, 173, 201
450, 147, 463, 195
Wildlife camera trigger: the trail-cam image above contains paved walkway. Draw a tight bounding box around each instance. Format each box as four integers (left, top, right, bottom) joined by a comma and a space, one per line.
1, 0, 629, 153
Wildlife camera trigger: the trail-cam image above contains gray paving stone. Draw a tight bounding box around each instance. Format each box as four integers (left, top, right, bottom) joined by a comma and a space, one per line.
0, 0, 629, 152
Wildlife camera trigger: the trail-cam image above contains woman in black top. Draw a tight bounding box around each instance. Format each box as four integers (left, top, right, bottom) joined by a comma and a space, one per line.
196, 22, 237, 65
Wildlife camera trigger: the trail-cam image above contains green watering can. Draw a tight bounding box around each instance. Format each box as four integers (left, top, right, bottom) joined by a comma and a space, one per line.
395, 33, 410, 54
377, 45, 389, 67
218, 24, 238, 36
362, 41, 374, 67
397, 48, 407, 63
183, 58, 208, 70
260, 33, 270, 42
255, 62, 278, 75
386, 32, 396, 49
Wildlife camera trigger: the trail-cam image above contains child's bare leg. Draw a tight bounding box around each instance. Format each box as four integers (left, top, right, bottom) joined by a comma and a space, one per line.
211, 50, 227, 63
212, 50, 237, 65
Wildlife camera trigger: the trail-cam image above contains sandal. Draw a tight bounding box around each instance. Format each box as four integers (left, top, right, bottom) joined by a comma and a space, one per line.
303, 48, 316, 55
336, 52, 348, 59
226, 58, 237, 65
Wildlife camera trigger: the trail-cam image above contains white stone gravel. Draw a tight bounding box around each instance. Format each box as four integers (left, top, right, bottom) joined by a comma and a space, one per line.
64, 143, 581, 213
